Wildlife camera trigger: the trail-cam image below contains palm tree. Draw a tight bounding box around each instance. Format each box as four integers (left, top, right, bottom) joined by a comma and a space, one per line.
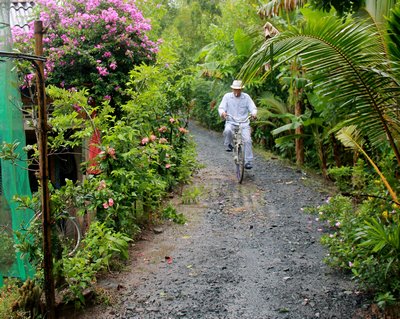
239, 13, 400, 166
365, 0, 399, 23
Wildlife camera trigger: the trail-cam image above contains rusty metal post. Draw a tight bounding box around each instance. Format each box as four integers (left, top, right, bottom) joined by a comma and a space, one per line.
34, 20, 55, 319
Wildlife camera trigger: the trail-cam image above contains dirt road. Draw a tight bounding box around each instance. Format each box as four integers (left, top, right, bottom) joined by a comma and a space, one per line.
75, 122, 370, 319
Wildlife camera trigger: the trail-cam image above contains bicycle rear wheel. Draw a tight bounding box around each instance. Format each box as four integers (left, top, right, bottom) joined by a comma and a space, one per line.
30, 212, 82, 257
56, 217, 81, 257
236, 144, 245, 183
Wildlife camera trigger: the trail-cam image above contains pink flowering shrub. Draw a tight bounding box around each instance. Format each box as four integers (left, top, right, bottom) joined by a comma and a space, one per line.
12, 0, 159, 104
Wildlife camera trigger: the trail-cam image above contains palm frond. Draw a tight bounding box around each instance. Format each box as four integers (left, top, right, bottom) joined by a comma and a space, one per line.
336, 125, 398, 203
240, 15, 400, 163
386, 3, 400, 62
258, 93, 293, 115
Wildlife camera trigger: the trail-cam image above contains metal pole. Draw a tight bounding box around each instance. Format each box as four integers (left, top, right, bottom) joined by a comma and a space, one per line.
34, 20, 55, 319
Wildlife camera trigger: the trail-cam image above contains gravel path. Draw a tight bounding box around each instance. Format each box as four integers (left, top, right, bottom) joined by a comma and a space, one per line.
73, 122, 371, 319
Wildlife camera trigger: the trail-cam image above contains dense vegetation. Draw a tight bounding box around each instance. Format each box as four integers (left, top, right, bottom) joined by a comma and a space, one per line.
2, 0, 400, 317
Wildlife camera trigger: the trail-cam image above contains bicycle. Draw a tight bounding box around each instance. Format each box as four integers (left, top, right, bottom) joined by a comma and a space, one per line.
31, 210, 82, 257
226, 114, 251, 184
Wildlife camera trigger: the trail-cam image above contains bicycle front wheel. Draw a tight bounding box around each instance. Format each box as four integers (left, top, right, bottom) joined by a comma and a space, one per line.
236, 144, 245, 183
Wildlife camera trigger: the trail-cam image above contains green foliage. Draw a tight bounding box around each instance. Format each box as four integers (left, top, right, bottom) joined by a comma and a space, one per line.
375, 291, 397, 309
327, 166, 353, 192
0, 279, 28, 319
386, 3, 400, 61
309, 0, 364, 16
181, 185, 203, 204
241, 13, 400, 167
162, 204, 187, 224
60, 222, 131, 307
0, 227, 16, 273
191, 78, 224, 130
327, 159, 369, 194
307, 185, 400, 305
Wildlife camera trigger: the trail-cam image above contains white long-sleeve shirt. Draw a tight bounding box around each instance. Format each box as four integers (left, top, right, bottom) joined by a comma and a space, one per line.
218, 92, 257, 125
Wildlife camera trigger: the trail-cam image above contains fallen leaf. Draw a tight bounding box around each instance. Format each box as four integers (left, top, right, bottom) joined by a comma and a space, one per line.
278, 307, 290, 313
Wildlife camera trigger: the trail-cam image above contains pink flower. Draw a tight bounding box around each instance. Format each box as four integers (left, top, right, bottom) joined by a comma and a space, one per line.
97, 180, 106, 190
103, 202, 109, 209
72, 104, 82, 112
325, 197, 331, 203
150, 134, 157, 142
158, 126, 167, 133
178, 127, 188, 134
109, 62, 117, 70
335, 221, 341, 228
107, 147, 116, 159
169, 118, 175, 124
103, 51, 112, 58
141, 137, 149, 145
159, 138, 168, 144
165, 164, 171, 169
108, 198, 114, 207
96, 66, 109, 76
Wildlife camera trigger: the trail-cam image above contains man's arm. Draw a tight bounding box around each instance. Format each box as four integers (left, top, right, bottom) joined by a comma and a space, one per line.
248, 96, 257, 118
218, 94, 228, 119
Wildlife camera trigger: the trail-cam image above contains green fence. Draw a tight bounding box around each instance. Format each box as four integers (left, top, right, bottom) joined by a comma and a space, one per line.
0, 0, 34, 286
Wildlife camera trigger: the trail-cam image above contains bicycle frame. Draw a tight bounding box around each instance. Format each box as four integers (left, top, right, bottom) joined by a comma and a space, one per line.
226, 115, 251, 183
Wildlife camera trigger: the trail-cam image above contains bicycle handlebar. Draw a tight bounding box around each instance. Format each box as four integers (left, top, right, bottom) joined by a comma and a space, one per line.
225, 114, 252, 123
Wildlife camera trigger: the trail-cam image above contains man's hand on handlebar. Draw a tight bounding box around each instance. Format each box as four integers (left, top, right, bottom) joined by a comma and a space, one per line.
221, 112, 228, 119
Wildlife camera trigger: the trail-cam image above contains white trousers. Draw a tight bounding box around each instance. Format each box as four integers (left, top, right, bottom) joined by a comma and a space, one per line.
223, 123, 254, 163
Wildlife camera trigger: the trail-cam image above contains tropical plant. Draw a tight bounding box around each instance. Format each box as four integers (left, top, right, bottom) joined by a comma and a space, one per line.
246, 3, 400, 307
336, 125, 398, 203
240, 14, 400, 167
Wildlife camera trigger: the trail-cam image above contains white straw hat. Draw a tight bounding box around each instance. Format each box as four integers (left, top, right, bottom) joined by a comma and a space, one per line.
230, 80, 244, 89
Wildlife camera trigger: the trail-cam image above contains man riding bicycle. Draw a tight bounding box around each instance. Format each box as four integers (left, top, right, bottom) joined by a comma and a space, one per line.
218, 80, 257, 169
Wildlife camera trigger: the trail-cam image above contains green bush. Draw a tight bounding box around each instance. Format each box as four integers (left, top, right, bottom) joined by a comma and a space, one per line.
309, 192, 400, 308
60, 222, 131, 307
327, 166, 353, 193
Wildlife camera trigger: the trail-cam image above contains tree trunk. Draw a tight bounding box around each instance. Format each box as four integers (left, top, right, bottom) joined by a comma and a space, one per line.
295, 99, 304, 165
331, 134, 342, 167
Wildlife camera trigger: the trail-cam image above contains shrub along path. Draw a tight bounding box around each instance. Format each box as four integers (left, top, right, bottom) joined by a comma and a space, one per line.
74, 122, 377, 319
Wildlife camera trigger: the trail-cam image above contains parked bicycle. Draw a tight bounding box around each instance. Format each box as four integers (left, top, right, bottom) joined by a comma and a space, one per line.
31, 210, 81, 257
226, 114, 251, 183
